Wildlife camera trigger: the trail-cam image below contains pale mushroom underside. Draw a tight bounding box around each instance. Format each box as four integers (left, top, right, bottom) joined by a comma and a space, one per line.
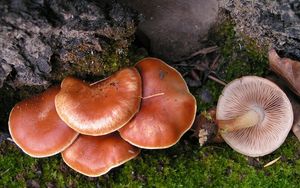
217, 76, 293, 157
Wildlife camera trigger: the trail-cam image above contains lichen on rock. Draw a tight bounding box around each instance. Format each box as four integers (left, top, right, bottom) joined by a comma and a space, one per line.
221, 0, 300, 59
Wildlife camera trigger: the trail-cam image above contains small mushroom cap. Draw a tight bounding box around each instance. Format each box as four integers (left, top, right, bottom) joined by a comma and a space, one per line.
55, 67, 142, 136
217, 76, 293, 157
9, 87, 79, 158
119, 58, 197, 149
61, 133, 140, 177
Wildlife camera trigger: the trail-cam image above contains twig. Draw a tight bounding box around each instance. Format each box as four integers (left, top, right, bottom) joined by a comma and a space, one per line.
188, 46, 219, 58
7, 137, 14, 142
208, 75, 227, 86
0, 168, 10, 176
191, 70, 201, 81
177, 46, 219, 62
263, 156, 281, 168
210, 54, 220, 70
142, 93, 165, 99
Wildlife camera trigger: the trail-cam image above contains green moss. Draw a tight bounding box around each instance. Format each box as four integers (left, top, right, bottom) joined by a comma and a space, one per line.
49, 40, 135, 83
211, 20, 268, 82
1, 135, 299, 187
196, 80, 222, 112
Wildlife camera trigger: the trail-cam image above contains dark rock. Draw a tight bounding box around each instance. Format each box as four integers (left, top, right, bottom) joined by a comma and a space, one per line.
222, 0, 300, 60
0, 0, 139, 89
118, 0, 219, 62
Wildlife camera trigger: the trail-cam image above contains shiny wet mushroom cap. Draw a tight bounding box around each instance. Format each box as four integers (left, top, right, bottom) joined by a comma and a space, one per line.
119, 58, 197, 149
9, 87, 79, 158
62, 133, 140, 177
55, 67, 142, 136
217, 76, 293, 157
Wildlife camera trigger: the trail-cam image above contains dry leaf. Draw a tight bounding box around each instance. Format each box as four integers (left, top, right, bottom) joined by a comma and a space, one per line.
268, 49, 300, 96
289, 96, 300, 141
191, 108, 223, 146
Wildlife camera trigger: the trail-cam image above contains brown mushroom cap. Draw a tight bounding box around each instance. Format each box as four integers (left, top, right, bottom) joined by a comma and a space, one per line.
61, 133, 140, 177
9, 87, 79, 158
217, 76, 293, 157
119, 58, 197, 149
55, 67, 142, 136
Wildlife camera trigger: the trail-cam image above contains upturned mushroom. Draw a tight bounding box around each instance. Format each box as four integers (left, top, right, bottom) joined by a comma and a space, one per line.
216, 76, 293, 157
119, 58, 197, 149
62, 132, 140, 177
9, 87, 79, 158
268, 49, 300, 96
55, 67, 142, 136
267, 75, 300, 141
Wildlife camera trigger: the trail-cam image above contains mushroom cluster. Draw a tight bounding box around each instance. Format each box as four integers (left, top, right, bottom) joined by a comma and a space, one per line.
8, 58, 197, 177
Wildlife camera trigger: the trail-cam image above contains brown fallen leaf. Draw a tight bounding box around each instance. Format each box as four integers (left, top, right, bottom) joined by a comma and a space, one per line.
268, 49, 300, 96
191, 108, 223, 146
290, 96, 300, 141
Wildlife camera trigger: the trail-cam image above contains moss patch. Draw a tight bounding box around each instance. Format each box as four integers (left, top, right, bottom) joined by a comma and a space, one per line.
214, 20, 268, 81
1, 134, 299, 187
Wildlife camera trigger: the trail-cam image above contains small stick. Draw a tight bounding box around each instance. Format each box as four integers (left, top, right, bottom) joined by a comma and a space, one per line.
191, 70, 201, 81
263, 156, 281, 168
208, 75, 227, 86
210, 54, 220, 70
0, 168, 10, 176
7, 137, 14, 142
188, 46, 219, 58
176, 46, 219, 62
142, 93, 165, 99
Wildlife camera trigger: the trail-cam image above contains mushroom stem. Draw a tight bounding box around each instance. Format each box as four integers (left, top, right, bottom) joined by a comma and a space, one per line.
218, 110, 260, 133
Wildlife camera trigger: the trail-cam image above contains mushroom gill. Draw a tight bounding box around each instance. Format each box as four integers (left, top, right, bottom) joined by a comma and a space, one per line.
217, 76, 293, 157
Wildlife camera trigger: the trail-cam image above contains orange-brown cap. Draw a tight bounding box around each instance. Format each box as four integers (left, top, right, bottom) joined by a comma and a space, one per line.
8, 87, 79, 158
119, 58, 197, 149
55, 67, 142, 136
217, 76, 293, 157
61, 133, 140, 177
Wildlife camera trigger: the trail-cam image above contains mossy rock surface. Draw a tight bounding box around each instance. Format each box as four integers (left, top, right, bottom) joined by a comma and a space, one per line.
0, 17, 300, 187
